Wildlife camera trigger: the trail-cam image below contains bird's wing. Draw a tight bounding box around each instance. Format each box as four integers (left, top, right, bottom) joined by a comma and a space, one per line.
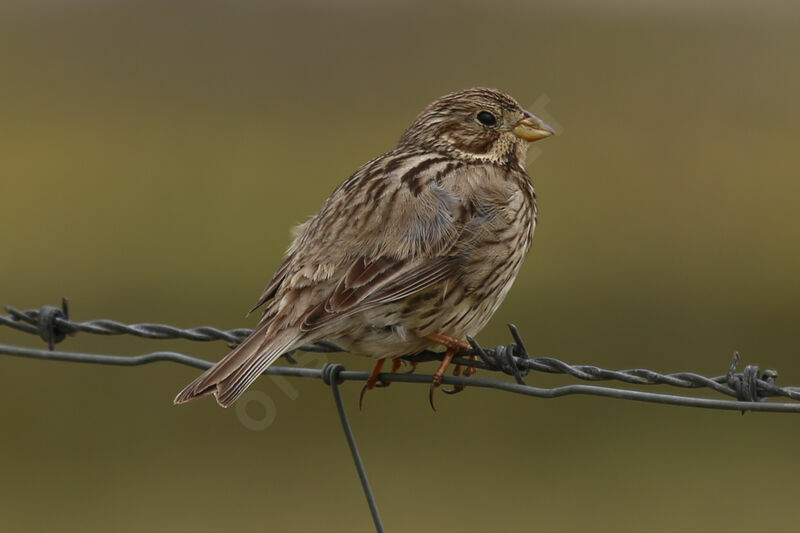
246, 156, 522, 332
248, 254, 293, 316
287, 155, 502, 331
299, 254, 457, 330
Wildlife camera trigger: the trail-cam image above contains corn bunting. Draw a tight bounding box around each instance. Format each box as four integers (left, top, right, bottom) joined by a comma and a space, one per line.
175, 87, 554, 408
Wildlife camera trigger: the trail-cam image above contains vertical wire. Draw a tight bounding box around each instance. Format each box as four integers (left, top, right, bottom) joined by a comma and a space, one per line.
325, 364, 384, 532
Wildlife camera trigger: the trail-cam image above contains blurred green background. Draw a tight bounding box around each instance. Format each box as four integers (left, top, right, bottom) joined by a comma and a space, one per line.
2, 1, 799, 531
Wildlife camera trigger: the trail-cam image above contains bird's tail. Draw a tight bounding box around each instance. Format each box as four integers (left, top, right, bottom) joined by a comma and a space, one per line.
174, 324, 299, 407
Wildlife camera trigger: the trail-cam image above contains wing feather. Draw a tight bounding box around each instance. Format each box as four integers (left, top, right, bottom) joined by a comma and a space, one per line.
248, 255, 293, 316
301, 255, 456, 330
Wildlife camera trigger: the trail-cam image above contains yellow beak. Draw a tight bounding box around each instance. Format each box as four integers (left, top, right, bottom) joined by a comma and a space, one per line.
512, 111, 555, 142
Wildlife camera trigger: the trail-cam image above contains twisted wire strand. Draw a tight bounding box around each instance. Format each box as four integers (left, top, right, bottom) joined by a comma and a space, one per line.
2, 303, 800, 410
5, 302, 798, 533
1, 304, 344, 352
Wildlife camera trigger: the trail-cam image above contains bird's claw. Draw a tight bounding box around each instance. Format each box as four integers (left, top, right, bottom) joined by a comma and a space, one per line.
401, 360, 418, 374
428, 383, 438, 411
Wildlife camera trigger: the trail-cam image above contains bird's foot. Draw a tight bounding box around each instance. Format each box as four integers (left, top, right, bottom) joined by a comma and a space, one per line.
423, 332, 471, 411
359, 357, 405, 409
374, 357, 404, 387
443, 354, 479, 395
359, 359, 386, 410
398, 358, 418, 374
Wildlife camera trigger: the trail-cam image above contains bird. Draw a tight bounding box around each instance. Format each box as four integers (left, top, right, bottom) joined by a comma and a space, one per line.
174, 87, 554, 409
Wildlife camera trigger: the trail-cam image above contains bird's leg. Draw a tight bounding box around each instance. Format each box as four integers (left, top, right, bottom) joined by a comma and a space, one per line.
359, 357, 414, 409
359, 359, 386, 410
423, 332, 471, 410
375, 357, 404, 387
400, 359, 418, 374
443, 354, 479, 395
462, 355, 479, 378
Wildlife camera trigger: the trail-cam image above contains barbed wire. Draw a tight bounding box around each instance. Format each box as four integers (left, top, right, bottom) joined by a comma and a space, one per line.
2, 300, 800, 533
3, 300, 799, 406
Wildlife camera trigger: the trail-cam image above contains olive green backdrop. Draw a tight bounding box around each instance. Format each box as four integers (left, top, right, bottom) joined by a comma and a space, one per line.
2, 1, 798, 532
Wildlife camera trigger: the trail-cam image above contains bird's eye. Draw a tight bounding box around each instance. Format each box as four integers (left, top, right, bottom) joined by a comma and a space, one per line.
476, 111, 497, 126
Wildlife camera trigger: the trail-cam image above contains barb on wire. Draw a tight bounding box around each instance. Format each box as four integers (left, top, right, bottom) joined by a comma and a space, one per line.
2, 299, 342, 364
2, 302, 800, 411
3, 301, 800, 533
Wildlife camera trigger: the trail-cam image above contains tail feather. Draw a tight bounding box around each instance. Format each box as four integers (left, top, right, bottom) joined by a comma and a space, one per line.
174, 324, 299, 407
214, 334, 297, 407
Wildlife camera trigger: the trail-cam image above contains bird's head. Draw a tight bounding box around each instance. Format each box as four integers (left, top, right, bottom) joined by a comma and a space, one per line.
398, 87, 554, 166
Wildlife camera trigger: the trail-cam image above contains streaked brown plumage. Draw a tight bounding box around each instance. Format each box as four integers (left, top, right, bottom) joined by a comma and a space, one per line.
175, 87, 554, 408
